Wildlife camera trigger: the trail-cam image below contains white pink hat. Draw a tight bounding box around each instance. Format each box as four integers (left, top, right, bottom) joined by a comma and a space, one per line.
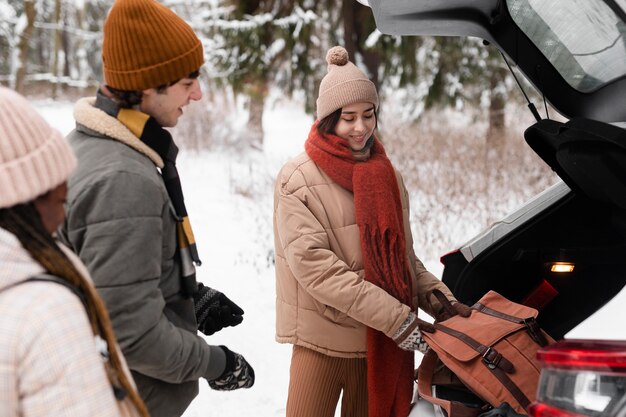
0, 86, 76, 209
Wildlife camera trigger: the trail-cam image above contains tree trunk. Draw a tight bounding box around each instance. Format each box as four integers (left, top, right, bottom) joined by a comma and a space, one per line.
486, 68, 507, 147
485, 67, 508, 208
486, 68, 507, 166
51, 0, 63, 98
15, 0, 36, 93
62, 17, 71, 77
245, 78, 268, 149
74, 5, 86, 90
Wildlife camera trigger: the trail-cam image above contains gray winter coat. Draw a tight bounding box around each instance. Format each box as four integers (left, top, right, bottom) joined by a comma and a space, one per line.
59, 97, 225, 417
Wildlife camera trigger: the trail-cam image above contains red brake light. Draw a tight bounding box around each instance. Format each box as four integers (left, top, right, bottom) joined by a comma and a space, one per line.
531, 339, 626, 417
537, 340, 626, 371
529, 402, 588, 417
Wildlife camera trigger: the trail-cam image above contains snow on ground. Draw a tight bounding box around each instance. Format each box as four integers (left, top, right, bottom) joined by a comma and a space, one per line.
33, 96, 623, 417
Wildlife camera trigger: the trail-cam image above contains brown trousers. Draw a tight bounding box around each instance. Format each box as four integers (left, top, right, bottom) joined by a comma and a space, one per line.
286, 345, 367, 417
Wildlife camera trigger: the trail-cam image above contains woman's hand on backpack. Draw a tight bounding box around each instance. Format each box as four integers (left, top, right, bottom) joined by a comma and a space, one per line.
392, 312, 434, 352
452, 302, 472, 317
430, 289, 472, 321
436, 300, 472, 321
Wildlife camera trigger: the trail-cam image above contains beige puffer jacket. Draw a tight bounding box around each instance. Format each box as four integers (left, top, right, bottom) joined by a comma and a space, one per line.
273, 151, 455, 358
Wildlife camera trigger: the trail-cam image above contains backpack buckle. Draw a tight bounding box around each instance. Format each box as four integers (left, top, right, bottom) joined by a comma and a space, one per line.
524, 318, 549, 346
482, 347, 502, 369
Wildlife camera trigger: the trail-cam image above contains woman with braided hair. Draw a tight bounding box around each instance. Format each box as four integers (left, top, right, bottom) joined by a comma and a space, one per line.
0, 86, 149, 417
273, 46, 471, 417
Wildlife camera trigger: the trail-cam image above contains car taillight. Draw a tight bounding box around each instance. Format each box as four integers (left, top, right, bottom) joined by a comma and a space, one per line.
529, 402, 587, 417
529, 340, 626, 417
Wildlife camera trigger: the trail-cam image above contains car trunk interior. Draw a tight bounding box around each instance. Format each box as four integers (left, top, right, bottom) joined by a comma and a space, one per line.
441, 118, 626, 341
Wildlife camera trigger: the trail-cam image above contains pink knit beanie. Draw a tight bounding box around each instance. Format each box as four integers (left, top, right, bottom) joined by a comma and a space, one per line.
316, 46, 379, 120
0, 87, 76, 209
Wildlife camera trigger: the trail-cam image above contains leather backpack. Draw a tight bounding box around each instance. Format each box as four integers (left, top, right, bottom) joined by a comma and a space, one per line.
417, 290, 554, 416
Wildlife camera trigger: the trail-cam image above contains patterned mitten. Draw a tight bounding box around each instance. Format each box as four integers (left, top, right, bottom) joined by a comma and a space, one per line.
392, 312, 433, 352
208, 346, 255, 391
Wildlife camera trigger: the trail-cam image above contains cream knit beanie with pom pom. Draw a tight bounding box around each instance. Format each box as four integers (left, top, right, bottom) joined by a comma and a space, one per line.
316, 46, 379, 120
0, 86, 76, 209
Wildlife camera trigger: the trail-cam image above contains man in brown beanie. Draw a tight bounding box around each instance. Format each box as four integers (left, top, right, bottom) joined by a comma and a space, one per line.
58, 1, 254, 416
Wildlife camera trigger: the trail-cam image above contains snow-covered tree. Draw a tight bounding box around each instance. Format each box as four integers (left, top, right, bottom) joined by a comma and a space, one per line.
194, 0, 319, 148
1, 0, 526, 155
0, 0, 35, 92
0, 0, 103, 93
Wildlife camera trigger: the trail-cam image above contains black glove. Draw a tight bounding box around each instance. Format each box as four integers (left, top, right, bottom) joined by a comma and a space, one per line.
208, 346, 255, 391
194, 282, 244, 335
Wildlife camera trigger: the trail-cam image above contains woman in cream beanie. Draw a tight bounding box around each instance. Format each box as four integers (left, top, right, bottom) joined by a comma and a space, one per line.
273, 47, 467, 417
0, 86, 149, 417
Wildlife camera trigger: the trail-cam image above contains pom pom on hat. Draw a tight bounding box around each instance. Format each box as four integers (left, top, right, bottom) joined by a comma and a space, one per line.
316, 46, 379, 120
0, 87, 76, 209
326, 46, 349, 67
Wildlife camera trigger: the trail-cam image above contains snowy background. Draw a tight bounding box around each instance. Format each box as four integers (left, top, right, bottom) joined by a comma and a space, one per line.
33, 96, 625, 417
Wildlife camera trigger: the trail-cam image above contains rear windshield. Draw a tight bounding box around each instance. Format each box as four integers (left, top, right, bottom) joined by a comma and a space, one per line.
508, 0, 626, 93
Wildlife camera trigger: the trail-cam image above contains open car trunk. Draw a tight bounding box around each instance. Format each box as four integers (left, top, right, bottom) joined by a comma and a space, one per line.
365, 1, 626, 415
441, 118, 626, 340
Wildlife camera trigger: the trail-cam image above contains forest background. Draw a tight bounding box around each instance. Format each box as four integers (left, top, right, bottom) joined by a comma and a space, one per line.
0, 0, 561, 261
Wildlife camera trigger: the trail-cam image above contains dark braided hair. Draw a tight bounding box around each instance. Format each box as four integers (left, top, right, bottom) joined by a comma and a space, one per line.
0, 202, 150, 417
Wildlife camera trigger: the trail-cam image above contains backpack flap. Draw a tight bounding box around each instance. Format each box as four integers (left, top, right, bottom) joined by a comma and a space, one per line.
422, 290, 538, 369
418, 290, 552, 415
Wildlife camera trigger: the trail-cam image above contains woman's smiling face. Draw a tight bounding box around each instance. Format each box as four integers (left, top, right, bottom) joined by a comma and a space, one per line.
334, 102, 376, 152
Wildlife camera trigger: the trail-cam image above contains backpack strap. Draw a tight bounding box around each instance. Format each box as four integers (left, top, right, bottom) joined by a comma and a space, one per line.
0, 274, 87, 309
472, 303, 525, 324
417, 350, 486, 417
434, 324, 515, 373
1, 273, 129, 401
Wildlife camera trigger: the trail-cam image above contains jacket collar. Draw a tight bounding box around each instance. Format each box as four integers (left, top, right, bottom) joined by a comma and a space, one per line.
73, 97, 164, 169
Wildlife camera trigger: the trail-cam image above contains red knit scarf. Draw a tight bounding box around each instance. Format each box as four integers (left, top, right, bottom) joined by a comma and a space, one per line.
305, 123, 414, 417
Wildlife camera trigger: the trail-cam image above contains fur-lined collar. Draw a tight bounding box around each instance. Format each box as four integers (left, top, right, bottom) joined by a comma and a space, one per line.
73, 97, 164, 168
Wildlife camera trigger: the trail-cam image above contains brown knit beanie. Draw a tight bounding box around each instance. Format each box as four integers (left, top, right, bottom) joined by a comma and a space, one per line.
316, 46, 379, 120
102, 0, 204, 90
0, 87, 77, 209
